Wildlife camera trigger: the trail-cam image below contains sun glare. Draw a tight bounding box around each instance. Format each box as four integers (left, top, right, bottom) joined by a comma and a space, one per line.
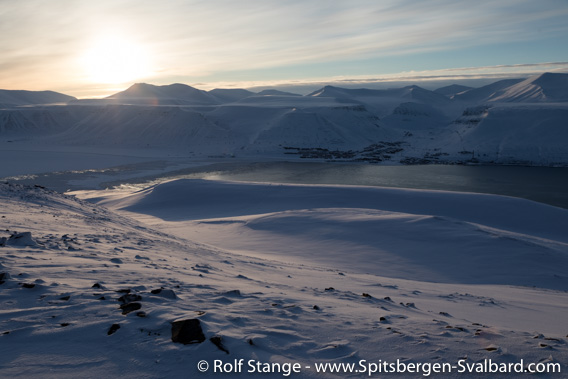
82, 36, 151, 84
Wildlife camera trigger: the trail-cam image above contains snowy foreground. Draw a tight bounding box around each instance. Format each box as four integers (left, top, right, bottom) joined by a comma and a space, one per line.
1, 179, 567, 378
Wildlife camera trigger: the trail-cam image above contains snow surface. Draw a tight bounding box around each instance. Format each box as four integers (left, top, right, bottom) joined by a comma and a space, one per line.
1, 72, 568, 377
2, 178, 567, 378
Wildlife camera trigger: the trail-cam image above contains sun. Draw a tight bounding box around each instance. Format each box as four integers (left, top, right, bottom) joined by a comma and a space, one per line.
82, 36, 151, 84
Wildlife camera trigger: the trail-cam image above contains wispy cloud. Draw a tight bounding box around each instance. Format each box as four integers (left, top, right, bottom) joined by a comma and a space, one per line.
1, 0, 568, 96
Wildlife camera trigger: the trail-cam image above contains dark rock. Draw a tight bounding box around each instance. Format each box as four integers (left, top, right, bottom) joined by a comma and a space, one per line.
224, 290, 241, 296
60, 323, 70, 327
116, 288, 131, 293
379, 317, 387, 322
7, 232, 37, 247
60, 295, 70, 301
210, 335, 230, 354
313, 305, 320, 310
136, 311, 147, 318
362, 293, 372, 298
21, 283, 35, 289
107, 323, 120, 335
248, 338, 254, 345
92, 283, 102, 289
150, 288, 177, 299
324, 287, 335, 291
97, 296, 106, 301
118, 293, 142, 303
0, 272, 8, 285
171, 319, 206, 345
383, 297, 392, 301
120, 302, 142, 315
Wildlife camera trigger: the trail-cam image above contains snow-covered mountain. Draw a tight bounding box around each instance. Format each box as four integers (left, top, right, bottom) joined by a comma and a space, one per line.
451, 78, 525, 103
0, 89, 76, 107
434, 84, 472, 97
487, 72, 568, 102
1, 72, 567, 166
256, 89, 301, 97
104, 83, 221, 106
309, 85, 451, 106
208, 88, 256, 103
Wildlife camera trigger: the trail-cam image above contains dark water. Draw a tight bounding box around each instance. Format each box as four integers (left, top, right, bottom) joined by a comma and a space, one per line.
7, 158, 568, 210
201, 162, 568, 210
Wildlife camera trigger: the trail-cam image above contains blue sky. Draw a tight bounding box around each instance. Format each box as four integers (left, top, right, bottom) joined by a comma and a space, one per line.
1, 0, 568, 97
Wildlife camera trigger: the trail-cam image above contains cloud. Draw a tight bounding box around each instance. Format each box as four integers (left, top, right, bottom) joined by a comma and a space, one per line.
1, 0, 568, 96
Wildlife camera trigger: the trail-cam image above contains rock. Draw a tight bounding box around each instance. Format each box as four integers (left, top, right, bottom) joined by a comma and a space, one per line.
92, 283, 102, 289
210, 336, 230, 354
324, 287, 335, 291
0, 272, 8, 285
118, 293, 142, 303
60, 295, 70, 301
107, 323, 120, 335
171, 319, 206, 345
6, 232, 37, 247
21, 283, 35, 289
136, 311, 147, 318
150, 288, 177, 299
362, 293, 372, 298
313, 305, 320, 310
120, 302, 142, 315
110, 258, 123, 264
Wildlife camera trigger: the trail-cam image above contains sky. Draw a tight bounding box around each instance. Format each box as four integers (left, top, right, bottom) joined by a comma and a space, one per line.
1, 0, 568, 98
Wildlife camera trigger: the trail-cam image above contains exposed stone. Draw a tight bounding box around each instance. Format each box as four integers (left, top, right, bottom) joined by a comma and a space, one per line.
210, 335, 229, 354
107, 323, 120, 335
118, 293, 142, 303
171, 319, 206, 345
6, 232, 37, 247
120, 302, 142, 315
150, 288, 177, 299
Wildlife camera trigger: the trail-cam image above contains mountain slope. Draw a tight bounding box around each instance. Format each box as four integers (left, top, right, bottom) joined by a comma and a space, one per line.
208, 88, 256, 103
49, 105, 232, 152
489, 72, 568, 102
106, 83, 220, 105
256, 89, 301, 96
452, 78, 524, 103
434, 84, 473, 97
0, 90, 76, 107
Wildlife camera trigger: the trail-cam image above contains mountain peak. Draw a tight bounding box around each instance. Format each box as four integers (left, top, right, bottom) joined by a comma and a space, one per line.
106, 83, 219, 105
